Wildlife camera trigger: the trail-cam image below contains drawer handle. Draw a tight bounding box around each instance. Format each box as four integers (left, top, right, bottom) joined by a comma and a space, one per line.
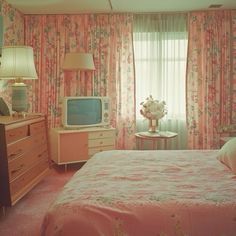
11, 164, 24, 175
99, 133, 103, 137
100, 141, 103, 145
8, 149, 23, 159
38, 152, 46, 158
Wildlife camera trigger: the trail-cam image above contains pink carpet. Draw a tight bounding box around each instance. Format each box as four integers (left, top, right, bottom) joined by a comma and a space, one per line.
0, 164, 83, 236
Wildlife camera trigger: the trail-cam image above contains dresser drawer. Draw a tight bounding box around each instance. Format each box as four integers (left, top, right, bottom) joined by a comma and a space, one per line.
88, 130, 115, 139
30, 121, 46, 136
88, 145, 114, 157
7, 136, 32, 161
8, 145, 48, 181
10, 159, 49, 203
88, 137, 115, 148
7, 132, 47, 161
31, 131, 47, 147
6, 125, 29, 144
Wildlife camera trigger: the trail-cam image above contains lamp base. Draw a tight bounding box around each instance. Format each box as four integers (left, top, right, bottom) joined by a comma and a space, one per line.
11, 82, 28, 113
12, 111, 28, 118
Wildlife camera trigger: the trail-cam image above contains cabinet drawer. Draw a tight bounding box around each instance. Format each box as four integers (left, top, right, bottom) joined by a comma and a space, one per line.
88, 145, 114, 157
6, 126, 29, 144
10, 159, 49, 202
88, 138, 115, 147
7, 136, 31, 161
30, 121, 45, 136
31, 131, 47, 147
88, 130, 115, 139
7, 132, 47, 161
8, 145, 48, 181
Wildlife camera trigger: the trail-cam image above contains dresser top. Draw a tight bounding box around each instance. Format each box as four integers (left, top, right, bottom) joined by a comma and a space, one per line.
0, 114, 44, 125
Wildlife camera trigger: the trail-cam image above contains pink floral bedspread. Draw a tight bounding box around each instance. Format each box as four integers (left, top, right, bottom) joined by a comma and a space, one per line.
41, 150, 236, 236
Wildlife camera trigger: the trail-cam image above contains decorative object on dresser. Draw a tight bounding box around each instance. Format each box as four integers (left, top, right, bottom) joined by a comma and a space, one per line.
140, 95, 167, 133
0, 114, 50, 208
50, 127, 116, 170
0, 46, 38, 114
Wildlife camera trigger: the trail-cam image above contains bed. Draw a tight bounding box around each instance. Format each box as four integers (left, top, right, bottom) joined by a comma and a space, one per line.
41, 147, 236, 236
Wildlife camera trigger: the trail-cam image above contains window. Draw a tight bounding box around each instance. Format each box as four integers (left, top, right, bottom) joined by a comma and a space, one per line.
134, 32, 187, 120
133, 14, 188, 149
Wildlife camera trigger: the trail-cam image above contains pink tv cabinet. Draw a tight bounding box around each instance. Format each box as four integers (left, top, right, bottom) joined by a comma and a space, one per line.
50, 127, 116, 168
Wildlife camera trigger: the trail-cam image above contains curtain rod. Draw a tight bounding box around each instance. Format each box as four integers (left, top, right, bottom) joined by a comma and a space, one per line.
23, 8, 235, 16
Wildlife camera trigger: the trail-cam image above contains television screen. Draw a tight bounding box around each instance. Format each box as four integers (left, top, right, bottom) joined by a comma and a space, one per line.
67, 99, 102, 125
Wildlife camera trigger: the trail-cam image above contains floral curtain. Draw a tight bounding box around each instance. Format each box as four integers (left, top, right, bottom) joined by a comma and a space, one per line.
0, 0, 24, 106
186, 10, 236, 149
24, 14, 136, 149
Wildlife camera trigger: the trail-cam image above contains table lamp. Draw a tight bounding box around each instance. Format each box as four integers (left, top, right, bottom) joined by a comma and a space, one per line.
62, 52, 95, 95
0, 46, 38, 114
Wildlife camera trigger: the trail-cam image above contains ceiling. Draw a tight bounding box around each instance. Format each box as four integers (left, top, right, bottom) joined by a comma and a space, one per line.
5, 0, 236, 14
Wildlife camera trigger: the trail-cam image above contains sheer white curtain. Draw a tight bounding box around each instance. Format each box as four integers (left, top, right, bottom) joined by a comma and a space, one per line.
133, 13, 188, 149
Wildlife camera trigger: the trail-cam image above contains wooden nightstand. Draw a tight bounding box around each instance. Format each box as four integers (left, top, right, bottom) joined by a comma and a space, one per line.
135, 131, 177, 150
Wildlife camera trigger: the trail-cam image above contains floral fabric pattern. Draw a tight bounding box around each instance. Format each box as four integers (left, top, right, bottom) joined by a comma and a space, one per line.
2, 2, 236, 150
0, 0, 24, 106
186, 10, 236, 149
24, 14, 136, 149
41, 150, 236, 236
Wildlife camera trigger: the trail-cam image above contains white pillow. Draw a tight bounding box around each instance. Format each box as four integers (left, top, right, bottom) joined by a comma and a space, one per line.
217, 137, 236, 174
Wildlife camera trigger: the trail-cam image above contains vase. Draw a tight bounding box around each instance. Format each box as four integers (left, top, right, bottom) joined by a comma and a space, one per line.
148, 119, 158, 133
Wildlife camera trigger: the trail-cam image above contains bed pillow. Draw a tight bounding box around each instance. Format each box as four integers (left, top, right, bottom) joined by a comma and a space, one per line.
217, 137, 236, 174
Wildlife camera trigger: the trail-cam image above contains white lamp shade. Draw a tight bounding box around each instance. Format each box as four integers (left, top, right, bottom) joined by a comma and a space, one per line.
62, 52, 95, 71
0, 46, 38, 80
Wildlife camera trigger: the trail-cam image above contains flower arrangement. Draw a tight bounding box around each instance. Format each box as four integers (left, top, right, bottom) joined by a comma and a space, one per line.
140, 95, 167, 120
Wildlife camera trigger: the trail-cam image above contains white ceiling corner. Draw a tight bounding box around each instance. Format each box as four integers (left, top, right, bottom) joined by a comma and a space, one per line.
4, 0, 236, 14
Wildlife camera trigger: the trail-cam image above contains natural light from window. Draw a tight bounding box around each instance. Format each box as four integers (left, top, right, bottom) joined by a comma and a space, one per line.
134, 34, 188, 121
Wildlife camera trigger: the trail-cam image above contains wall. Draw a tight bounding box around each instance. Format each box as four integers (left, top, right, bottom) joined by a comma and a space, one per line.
0, 0, 24, 105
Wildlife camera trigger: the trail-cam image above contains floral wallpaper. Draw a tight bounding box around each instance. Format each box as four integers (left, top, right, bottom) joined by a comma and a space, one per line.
0, 0, 24, 107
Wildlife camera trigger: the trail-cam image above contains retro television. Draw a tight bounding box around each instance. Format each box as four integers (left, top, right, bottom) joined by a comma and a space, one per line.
62, 96, 110, 129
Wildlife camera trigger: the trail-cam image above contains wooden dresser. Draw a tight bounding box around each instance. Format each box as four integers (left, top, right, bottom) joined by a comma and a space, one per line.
0, 114, 50, 207
50, 127, 116, 168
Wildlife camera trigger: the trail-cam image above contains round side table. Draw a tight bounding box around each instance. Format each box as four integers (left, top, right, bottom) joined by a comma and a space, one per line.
135, 131, 178, 150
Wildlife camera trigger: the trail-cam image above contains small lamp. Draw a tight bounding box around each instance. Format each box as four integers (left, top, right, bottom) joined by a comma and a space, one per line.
0, 46, 38, 113
62, 52, 95, 71
62, 52, 95, 96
